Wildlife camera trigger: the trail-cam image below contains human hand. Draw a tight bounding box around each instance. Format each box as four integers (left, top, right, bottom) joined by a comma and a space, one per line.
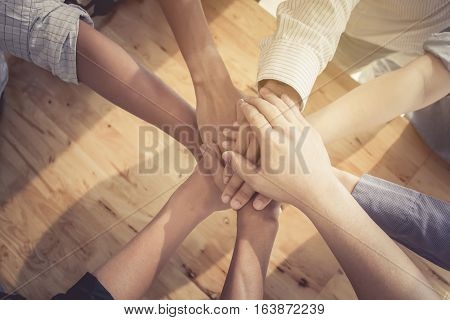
195, 78, 241, 145
195, 78, 272, 211
222, 91, 337, 213
194, 143, 231, 213
220, 85, 302, 211
259, 80, 302, 111
220, 119, 273, 211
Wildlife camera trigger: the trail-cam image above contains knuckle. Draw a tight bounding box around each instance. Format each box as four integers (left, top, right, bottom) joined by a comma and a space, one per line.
246, 97, 258, 104
248, 113, 260, 124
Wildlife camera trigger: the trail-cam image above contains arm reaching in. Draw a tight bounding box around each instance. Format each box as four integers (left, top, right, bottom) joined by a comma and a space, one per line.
201, 0, 361, 209
159, 0, 273, 210
221, 201, 280, 299
157, 0, 240, 136
76, 21, 200, 156
93, 152, 228, 300
222, 92, 440, 299
201, 144, 280, 300
333, 168, 450, 271
307, 53, 450, 144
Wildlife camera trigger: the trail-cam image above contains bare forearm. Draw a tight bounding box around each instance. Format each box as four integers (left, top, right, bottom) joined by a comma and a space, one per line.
307, 54, 450, 144
94, 171, 214, 299
221, 203, 279, 300
292, 181, 439, 299
158, 0, 239, 135
76, 21, 199, 155
158, 0, 230, 85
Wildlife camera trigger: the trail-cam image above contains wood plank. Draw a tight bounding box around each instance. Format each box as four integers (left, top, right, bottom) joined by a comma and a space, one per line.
0, 0, 448, 300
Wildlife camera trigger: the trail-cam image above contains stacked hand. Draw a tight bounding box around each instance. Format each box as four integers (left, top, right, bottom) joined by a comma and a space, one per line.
217, 85, 302, 211
220, 89, 337, 214
195, 78, 272, 211
197, 142, 281, 228
195, 79, 241, 145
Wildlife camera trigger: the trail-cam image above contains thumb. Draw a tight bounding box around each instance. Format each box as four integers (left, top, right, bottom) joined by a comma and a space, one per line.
222, 151, 259, 187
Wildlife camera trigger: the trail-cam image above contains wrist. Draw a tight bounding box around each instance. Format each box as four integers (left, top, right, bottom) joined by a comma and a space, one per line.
237, 202, 280, 237
292, 176, 349, 217
189, 46, 231, 87
173, 172, 216, 220
184, 168, 227, 214
259, 79, 302, 107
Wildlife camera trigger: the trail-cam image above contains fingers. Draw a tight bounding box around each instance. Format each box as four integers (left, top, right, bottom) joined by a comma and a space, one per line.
280, 92, 304, 112
221, 135, 234, 184
244, 96, 289, 128
259, 87, 298, 124
236, 99, 246, 124
240, 101, 271, 136
245, 137, 272, 210
222, 122, 249, 184
253, 193, 272, 210
222, 126, 238, 142
226, 136, 260, 210
234, 122, 251, 155
229, 182, 254, 210
223, 160, 234, 184
221, 174, 244, 206
200, 143, 225, 190
222, 151, 259, 189
280, 94, 306, 125
221, 143, 261, 208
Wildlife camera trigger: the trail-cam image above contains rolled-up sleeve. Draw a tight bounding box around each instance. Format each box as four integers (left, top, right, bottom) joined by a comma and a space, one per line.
0, 0, 93, 84
257, 0, 359, 103
352, 174, 450, 270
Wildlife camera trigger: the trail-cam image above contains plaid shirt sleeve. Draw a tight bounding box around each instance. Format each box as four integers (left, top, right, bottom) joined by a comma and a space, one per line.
0, 0, 93, 84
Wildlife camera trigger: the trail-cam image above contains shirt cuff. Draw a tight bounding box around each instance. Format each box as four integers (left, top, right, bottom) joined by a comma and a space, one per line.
423, 30, 450, 72
257, 38, 322, 107
29, 3, 94, 85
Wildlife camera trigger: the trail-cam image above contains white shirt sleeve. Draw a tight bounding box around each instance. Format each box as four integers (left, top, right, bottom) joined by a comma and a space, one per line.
257, 0, 360, 102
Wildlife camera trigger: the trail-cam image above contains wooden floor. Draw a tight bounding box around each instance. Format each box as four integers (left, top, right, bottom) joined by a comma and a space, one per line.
0, 0, 449, 299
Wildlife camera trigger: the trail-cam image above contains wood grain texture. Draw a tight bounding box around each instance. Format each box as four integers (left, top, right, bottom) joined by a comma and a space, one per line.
0, 0, 448, 299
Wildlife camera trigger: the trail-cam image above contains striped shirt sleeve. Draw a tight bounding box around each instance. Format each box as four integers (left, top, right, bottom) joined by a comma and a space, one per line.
257, 0, 360, 103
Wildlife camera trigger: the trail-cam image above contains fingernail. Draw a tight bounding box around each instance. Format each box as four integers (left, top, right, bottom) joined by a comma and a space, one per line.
253, 199, 264, 210
222, 194, 231, 203
222, 152, 231, 162
231, 199, 241, 209
222, 141, 230, 149
259, 87, 269, 95
224, 176, 230, 184
223, 128, 230, 136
